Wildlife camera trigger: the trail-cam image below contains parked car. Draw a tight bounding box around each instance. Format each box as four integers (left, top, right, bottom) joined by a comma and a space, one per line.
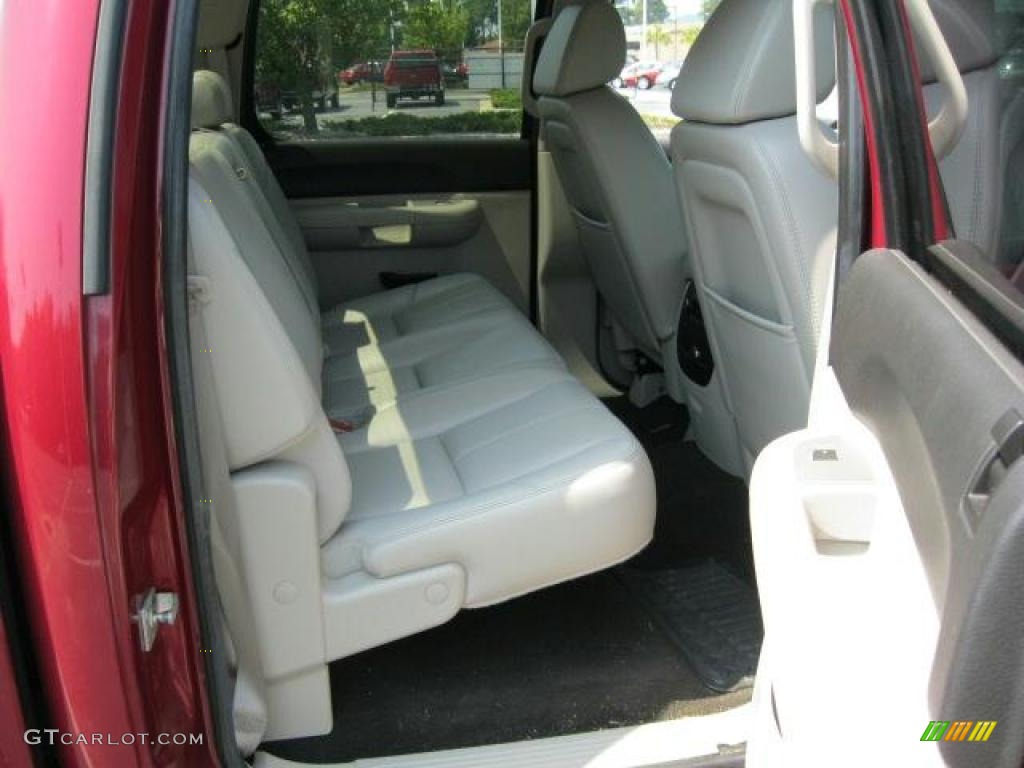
339, 60, 383, 85
612, 60, 656, 88
383, 49, 445, 107
621, 61, 680, 90
280, 87, 338, 113
442, 61, 469, 83
661, 60, 684, 90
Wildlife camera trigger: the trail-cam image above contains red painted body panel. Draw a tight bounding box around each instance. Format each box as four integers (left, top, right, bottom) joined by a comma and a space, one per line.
0, 620, 34, 767
0, 0, 139, 763
0, 0, 215, 765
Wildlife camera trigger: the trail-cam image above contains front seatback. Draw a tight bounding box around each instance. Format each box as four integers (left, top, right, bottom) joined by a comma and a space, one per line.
533, 1, 687, 360
670, 0, 837, 473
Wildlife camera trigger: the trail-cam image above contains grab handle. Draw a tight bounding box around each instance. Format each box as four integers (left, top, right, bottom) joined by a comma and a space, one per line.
794, 0, 968, 178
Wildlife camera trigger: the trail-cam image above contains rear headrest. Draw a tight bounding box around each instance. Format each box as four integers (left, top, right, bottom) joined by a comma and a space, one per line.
192, 70, 233, 130
918, 0, 997, 82
671, 0, 835, 125
533, 1, 626, 97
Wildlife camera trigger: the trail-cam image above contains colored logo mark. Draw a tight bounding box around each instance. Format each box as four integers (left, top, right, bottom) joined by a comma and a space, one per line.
921, 721, 997, 742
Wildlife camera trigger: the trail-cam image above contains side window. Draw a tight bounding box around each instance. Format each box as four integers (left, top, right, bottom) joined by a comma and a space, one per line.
253, 0, 533, 140
997, 0, 1024, 287
609, 0, 720, 137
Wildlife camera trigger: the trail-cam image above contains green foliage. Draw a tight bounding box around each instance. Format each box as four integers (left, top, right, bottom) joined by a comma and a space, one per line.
618, 0, 670, 26
320, 110, 521, 137
497, 0, 532, 51
646, 26, 673, 57
639, 24, 702, 57
488, 88, 521, 110
640, 114, 680, 130
257, 0, 400, 132
702, 0, 723, 20
463, 0, 531, 51
402, 0, 470, 53
680, 24, 702, 47
255, 0, 535, 133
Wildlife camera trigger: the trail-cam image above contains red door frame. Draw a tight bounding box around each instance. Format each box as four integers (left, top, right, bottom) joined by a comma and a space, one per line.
835, 0, 952, 251
0, 0, 216, 765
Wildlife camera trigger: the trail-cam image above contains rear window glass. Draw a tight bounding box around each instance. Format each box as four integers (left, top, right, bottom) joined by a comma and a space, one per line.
252, 0, 533, 140
251, 0, 717, 141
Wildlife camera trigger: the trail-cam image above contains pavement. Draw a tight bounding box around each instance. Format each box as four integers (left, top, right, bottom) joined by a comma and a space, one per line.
618, 84, 675, 118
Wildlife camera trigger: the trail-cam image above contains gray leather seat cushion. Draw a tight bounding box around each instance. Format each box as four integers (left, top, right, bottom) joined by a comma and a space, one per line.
320, 273, 509, 353
324, 375, 653, 606
320, 273, 566, 419
188, 69, 656, 615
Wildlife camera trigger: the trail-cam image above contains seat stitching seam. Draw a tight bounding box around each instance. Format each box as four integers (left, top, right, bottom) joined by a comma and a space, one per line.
448, 403, 607, 465
359, 444, 646, 541
464, 437, 619, 488
435, 434, 466, 495
752, 136, 814, 347
732, 4, 775, 120
334, 376, 583, 453
409, 356, 562, 394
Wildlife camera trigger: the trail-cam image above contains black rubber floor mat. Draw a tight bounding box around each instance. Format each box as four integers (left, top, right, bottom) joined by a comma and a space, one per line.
618, 560, 763, 692
262, 571, 749, 763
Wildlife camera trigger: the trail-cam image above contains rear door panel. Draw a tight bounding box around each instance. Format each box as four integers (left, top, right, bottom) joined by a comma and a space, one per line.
748, 247, 1024, 766
260, 138, 533, 310
289, 190, 531, 311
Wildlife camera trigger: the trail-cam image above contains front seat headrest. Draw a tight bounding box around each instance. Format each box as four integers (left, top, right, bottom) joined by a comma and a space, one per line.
671, 0, 835, 125
533, 1, 626, 98
191, 69, 233, 130
919, 0, 997, 81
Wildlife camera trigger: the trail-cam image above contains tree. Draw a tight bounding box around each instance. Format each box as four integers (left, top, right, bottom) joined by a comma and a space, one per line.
257, 0, 398, 133
617, 0, 669, 26
702, 0, 722, 20
680, 24, 701, 48
498, 0, 531, 52
463, 0, 531, 52
647, 26, 673, 58
401, 0, 470, 56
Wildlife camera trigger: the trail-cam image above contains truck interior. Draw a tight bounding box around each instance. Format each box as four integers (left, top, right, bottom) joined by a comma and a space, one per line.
164, 0, 1024, 764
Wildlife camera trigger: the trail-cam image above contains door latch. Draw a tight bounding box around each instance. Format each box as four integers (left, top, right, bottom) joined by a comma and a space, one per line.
131, 588, 179, 653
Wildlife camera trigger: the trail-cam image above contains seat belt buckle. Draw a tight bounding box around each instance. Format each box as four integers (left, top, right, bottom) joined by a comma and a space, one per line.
329, 417, 357, 433
328, 406, 373, 434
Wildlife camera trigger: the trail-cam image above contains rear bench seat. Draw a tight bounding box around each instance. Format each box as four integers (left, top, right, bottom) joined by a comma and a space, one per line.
187, 71, 655, 739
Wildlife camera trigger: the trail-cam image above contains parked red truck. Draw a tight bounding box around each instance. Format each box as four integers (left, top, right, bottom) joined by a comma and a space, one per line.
383, 49, 445, 108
